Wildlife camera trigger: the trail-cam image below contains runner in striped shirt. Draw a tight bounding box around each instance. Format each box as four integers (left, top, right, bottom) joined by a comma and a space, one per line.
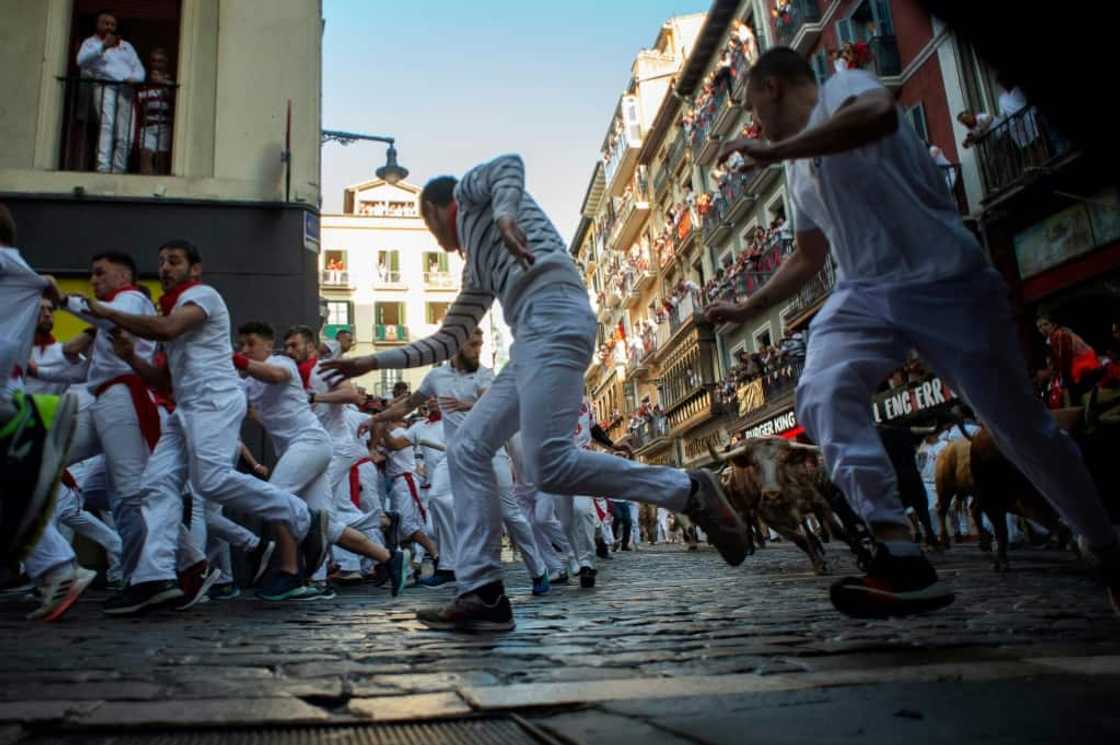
323, 154, 750, 632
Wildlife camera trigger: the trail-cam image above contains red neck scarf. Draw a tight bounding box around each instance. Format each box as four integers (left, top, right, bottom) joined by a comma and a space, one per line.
34, 331, 56, 351
100, 284, 141, 303
158, 279, 201, 317
427, 408, 442, 423
298, 357, 318, 390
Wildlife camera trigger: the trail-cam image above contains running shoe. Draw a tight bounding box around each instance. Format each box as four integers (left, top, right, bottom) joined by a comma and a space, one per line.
579, 566, 597, 589
684, 469, 750, 566
246, 538, 276, 586
332, 570, 364, 586
176, 561, 221, 611
103, 580, 184, 616
389, 548, 409, 598
416, 591, 515, 632
256, 572, 317, 601
419, 569, 456, 589
26, 564, 96, 622
829, 543, 955, 619
531, 573, 551, 596
208, 583, 241, 600
548, 570, 569, 586
299, 510, 329, 578
1, 391, 79, 564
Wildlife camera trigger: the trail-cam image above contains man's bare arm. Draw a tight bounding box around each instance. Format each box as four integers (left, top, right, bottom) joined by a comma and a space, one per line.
88, 299, 206, 342
311, 381, 364, 406
111, 330, 172, 392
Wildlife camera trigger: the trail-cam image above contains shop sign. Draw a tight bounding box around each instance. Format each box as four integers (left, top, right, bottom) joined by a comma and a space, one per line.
743, 408, 798, 439
872, 377, 956, 423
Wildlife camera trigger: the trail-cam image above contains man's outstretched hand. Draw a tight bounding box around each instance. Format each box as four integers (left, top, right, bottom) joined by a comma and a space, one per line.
704, 301, 748, 325
496, 215, 535, 268
320, 355, 378, 386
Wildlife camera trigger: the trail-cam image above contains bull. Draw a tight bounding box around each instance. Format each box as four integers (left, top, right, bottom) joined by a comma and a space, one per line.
708, 439, 873, 575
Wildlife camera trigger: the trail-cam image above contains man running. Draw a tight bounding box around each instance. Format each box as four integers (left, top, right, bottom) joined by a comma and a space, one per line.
81, 239, 329, 614
324, 157, 748, 631
236, 321, 407, 598
707, 48, 1119, 617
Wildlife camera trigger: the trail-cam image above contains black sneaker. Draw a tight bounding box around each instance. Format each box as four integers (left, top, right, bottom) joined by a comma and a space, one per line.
175, 561, 221, 611
830, 544, 955, 619
595, 538, 611, 560
548, 570, 569, 586
684, 469, 750, 566
246, 539, 276, 586
383, 511, 402, 552
299, 510, 329, 578
103, 580, 184, 616
0, 391, 79, 564
256, 572, 315, 601
209, 583, 241, 600
579, 566, 597, 589
416, 591, 515, 632
388, 548, 409, 598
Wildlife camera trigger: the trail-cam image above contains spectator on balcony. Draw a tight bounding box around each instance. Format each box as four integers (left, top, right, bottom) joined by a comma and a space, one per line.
1037, 315, 1103, 405
997, 76, 1041, 151
928, 145, 958, 193
77, 10, 145, 173
957, 109, 993, 149
137, 48, 173, 175
714, 50, 733, 91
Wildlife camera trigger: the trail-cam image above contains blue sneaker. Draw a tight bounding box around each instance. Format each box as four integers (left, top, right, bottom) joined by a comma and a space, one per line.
532, 573, 551, 596
419, 570, 456, 589
209, 583, 240, 600
256, 572, 311, 601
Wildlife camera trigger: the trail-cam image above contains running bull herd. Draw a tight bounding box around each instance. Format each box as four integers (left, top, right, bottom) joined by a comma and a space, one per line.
707, 397, 1119, 575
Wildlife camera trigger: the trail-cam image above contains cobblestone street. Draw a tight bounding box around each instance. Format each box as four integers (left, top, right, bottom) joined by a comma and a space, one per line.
2, 540, 1119, 743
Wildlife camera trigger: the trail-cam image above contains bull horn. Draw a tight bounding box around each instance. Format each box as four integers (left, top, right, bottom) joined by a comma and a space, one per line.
910, 425, 937, 436
787, 442, 821, 453
707, 442, 725, 464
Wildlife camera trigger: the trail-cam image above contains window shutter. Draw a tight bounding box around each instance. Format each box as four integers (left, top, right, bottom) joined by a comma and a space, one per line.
871, 0, 895, 36
836, 18, 855, 43
346, 301, 354, 325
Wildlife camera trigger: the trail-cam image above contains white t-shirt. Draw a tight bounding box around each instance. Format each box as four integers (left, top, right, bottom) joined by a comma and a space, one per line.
417, 362, 495, 443
27, 342, 85, 395
76, 35, 145, 84
243, 354, 328, 454
306, 361, 367, 462
407, 418, 446, 482
384, 426, 417, 478
789, 69, 985, 285
65, 290, 157, 391
165, 284, 240, 408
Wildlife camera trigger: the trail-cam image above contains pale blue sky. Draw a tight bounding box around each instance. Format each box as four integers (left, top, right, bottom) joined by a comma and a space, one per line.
321, 0, 710, 243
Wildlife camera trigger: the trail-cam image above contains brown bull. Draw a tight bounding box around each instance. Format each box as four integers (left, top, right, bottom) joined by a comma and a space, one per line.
933, 437, 988, 548
709, 439, 872, 575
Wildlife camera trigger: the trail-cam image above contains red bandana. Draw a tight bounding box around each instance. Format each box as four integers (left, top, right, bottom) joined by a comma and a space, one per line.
100, 284, 141, 303
298, 357, 318, 390
427, 408, 442, 423
158, 279, 201, 317
34, 332, 56, 351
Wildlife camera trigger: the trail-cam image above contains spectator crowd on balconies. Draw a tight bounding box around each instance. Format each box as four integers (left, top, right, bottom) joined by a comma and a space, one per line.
702, 216, 791, 306
679, 18, 758, 149
716, 332, 807, 412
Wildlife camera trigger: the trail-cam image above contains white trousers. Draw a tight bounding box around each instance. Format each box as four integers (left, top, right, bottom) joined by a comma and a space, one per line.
67, 384, 152, 583
24, 522, 75, 581
552, 493, 597, 571
55, 481, 122, 581
426, 458, 457, 571
508, 432, 572, 575
132, 396, 310, 584
445, 282, 692, 593
93, 84, 135, 173
389, 474, 428, 540
657, 507, 671, 543
796, 268, 1115, 548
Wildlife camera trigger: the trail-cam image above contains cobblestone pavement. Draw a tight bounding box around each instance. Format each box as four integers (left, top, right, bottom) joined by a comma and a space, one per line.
2, 540, 1119, 743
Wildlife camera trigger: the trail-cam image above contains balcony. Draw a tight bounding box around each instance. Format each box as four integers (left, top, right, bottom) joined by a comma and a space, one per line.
320, 269, 351, 288
603, 98, 643, 197
375, 270, 403, 287
939, 164, 969, 215
732, 357, 805, 422
691, 83, 729, 166
730, 43, 754, 100
667, 129, 690, 175
58, 77, 177, 175
653, 163, 671, 200
784, 258, 837, 329
374, 324, 409, 343
673, 210, 695, 256
609, 189, 651, 252
632, 415, 671, 452
711, 84, 741, 141
659, 325, 721, 435
974, 104, 1072, 201
423, 271, 455, 289
701, 196, 731, 248
773, 0, 823, 54
668, 291, 704, 338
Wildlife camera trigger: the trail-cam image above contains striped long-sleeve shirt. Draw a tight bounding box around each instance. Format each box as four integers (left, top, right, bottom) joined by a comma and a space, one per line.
372, 154, 584, 370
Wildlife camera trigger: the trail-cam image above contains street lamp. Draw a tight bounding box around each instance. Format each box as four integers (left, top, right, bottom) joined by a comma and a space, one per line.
321, 130, 409, 185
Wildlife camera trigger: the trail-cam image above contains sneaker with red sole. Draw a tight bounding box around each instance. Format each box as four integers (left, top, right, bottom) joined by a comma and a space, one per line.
176, 561, 222, 611
27, 564, 96, 622
830, 543, 955, 619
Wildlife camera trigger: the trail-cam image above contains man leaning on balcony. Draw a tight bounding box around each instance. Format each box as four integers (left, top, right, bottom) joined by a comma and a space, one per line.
77, 10, 145, 174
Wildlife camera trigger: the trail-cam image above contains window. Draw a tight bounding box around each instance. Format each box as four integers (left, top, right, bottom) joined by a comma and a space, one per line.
375, 302, 405, 326
61, 0, 183, 175
905, 104, 929, 144
423, 252, 452, 287
326, 301, 350, 326
753, 323, 773, 351
321, 250, 348, 286
426, 302, 450, 325
376, 251, 400, 283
